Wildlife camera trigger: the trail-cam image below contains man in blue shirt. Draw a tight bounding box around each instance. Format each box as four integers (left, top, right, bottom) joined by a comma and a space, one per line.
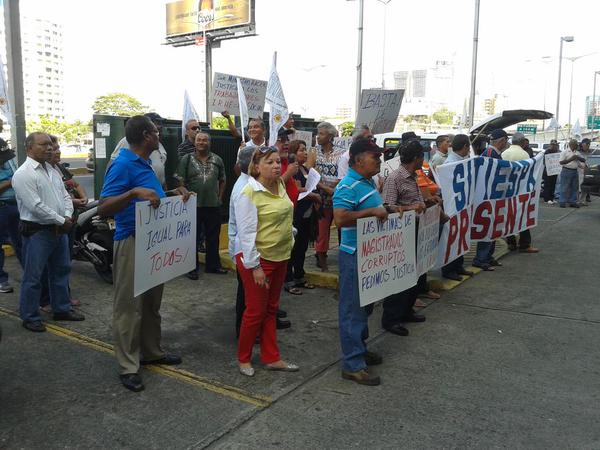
0, 133, 22, 293
473, 129, 508, 271
333, 138, 388, 386
99, 115, 191, 393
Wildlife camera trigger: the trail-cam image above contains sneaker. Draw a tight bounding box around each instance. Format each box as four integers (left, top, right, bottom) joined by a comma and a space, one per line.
0, 281, 13, 293
546, 200, 554, 204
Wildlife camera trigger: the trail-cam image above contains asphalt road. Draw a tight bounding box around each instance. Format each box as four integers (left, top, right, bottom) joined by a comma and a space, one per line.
0, 202, 598, 449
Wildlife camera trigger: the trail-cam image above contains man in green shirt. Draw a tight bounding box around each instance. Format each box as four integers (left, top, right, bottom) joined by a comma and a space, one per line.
178, 132, 227, 278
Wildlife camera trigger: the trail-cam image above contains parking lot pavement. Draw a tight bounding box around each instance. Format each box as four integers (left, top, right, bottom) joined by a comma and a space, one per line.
1, 202, 599, 448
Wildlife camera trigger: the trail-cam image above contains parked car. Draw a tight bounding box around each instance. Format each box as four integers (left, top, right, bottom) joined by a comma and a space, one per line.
583, 150, 600, 197
86, 148, 94, 172
374, 132, 436, 162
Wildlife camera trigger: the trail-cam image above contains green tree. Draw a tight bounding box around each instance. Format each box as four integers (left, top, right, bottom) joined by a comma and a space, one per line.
432, 107, 455, 125
92, 92, 148, 116
26, 115, 92, 143
339, 121, 355, 137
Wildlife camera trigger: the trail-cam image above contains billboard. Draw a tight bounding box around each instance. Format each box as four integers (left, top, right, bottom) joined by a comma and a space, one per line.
166, 0, 252, 38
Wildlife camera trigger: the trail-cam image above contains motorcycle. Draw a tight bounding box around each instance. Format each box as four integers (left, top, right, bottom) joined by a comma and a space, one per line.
72, 200, 115, 284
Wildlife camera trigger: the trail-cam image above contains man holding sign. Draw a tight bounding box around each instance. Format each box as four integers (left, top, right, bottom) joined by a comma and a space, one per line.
333, 138, 388, 386
99, 116, 191, 393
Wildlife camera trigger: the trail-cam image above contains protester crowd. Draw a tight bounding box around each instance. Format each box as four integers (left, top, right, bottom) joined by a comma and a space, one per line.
0, 111, 594, 391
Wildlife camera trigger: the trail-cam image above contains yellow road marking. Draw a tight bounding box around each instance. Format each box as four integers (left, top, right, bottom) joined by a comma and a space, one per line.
0, 307, 271, 408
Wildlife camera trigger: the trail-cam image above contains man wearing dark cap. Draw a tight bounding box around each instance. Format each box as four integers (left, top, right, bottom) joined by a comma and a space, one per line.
542, 139, 560, 203
110, 112, 169, 187
472, 129, 508, 271
333, 138, 388, 386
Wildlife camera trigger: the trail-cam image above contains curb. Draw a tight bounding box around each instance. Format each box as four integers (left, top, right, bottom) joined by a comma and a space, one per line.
204, 240, 510, 293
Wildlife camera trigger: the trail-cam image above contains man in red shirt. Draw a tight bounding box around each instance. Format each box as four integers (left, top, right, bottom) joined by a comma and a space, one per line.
275, 128, 299, 205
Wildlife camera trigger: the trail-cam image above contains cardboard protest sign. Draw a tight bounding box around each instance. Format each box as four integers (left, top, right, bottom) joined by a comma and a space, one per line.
356, 211, 417, 306
134, 196, 197, 296
380, 156, 400, 179
416, 205, 440, 276
434, 153, 544, 265
355, 89, 404, 135
211, 72, 267, 118
291, 130, 313, 147
544, 152, 561, 176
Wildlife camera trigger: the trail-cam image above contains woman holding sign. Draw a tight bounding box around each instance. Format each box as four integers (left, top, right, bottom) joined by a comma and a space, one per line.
234, 147, 299, 377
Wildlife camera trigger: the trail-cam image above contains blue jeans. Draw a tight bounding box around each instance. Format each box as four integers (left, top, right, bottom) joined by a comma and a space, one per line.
20, 229, 71, 322
0, 202, 23, 282
338, 250, 372, 373
473, 241, 496, 266
559, 168, 579, 205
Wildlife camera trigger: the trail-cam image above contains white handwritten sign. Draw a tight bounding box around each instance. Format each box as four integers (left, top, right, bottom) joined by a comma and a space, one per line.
356, 211, 417, 306
544, 152, 561, 176
355, 89, 404, 135
211, 72, 268, 119
380, 156, 400, 179
416, 205, 440, 276
333, 136, 353, 152
134, 196, 197, 296
290, 129, 313, 147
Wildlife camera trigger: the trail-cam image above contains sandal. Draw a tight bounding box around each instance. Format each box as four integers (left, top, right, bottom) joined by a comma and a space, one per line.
295, 281, 316, 289
284, 286, 303, 295
421, 290, 440, 300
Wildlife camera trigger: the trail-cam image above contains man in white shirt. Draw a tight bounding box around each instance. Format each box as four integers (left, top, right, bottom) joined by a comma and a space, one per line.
559, 139, 586, 208
501, 133, 539, 253
12, 132, 85, 332
429, 135, 450, 169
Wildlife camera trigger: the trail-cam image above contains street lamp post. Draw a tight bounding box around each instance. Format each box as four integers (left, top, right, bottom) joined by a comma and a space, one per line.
467, 0, 480, 128
376, 0, 391, 89
555, 35, 574, 140
591, 71, 600, 139
355, 0, 364, 116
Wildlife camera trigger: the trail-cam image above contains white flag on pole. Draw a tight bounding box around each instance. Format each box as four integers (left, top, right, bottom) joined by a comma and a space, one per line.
265, 52, 289, 146
236, 77, 248, 144
0, 55, 11, 127
182, 90, 199, 140
546, 117, 560, 130
572, 118, 582, 137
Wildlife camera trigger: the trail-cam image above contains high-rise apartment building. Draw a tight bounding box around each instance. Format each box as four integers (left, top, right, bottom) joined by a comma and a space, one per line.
0, 12, 65, 121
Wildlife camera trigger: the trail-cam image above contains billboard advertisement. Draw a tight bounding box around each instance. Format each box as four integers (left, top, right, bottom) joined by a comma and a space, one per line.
166, 0, 252, 38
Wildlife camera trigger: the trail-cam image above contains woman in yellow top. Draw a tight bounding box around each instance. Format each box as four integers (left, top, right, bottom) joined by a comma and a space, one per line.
234, 147, 299, 377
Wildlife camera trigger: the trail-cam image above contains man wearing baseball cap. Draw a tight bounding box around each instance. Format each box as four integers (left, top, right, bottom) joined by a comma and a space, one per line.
333, 138, 387, 386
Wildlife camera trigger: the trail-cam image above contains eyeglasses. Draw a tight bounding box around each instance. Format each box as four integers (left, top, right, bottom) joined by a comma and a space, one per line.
190, 126, 200, 131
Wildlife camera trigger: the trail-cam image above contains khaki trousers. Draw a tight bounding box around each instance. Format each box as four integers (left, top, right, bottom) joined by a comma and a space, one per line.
113, 236, 165, 375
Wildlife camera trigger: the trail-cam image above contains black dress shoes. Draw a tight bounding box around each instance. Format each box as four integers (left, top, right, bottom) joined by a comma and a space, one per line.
405, 313, 426, 323
443, 272, 462, 281
206, 268, 228, 275
364, 351, 383, 366
186, 270, 199, 280
120, 373, 144, 392
276, 318, 291, 329
140, 353, 182, 366
277, 309, 287, 318
53, 311, 85, 321
22, 320, 46, 332
384, 324, 409, 336
457, 268, 475, 276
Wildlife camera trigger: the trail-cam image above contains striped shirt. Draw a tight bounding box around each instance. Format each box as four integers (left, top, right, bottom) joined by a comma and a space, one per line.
382, 164, 424, 207
333, 168, 384, 254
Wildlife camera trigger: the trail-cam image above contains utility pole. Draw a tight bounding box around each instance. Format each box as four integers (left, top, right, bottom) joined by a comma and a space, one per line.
467, 0, 480, 128
555, 36, 574, 140
3, 0, 26, 163
355, 0, 364, 117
